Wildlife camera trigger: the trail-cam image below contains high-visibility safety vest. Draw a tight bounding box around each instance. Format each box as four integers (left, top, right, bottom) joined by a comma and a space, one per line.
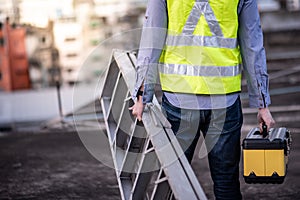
159, 0, 242, 95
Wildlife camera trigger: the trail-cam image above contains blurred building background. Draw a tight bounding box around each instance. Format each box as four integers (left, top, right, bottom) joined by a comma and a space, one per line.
0, 0, 147, 90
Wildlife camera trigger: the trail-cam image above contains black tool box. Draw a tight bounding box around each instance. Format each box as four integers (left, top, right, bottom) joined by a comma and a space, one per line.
242, 126, 291, 184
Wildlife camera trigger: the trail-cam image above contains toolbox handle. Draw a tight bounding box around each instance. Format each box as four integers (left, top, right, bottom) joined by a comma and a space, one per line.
262, 122, 268, 138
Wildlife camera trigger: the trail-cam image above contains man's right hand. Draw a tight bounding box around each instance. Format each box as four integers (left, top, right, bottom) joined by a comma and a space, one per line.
129, 96, 145, 121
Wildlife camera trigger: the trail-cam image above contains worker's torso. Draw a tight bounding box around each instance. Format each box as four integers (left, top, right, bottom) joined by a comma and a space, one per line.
159, 0, 242, 95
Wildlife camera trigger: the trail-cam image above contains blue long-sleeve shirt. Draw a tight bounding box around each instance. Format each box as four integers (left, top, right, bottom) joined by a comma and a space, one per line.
132, 0, 271, 109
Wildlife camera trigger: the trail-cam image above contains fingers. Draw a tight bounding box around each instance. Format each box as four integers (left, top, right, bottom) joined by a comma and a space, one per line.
259, 122, 269, 133
257, 108, 276, 133
133, 111, 143, 121
259, 122, 263, 133
259, 121, 275, 133
260, 115, 275, 131
264, 118, 275, 129
137, 115, 142, 122
129, 104, 143, 121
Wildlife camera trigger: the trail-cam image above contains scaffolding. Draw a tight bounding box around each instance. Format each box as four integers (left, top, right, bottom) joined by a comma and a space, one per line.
99, 49, 207, 200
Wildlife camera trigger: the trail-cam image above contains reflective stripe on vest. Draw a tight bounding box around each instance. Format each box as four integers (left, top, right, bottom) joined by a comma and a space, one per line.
166, 35, 238, 49
159, 63, 241, 77
159, 0, 242, 95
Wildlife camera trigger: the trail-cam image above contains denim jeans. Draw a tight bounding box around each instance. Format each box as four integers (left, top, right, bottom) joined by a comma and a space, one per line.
161, 94, 243, 200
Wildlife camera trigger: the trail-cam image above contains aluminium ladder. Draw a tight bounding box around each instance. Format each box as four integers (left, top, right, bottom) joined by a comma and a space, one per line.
99, 49, 207, 200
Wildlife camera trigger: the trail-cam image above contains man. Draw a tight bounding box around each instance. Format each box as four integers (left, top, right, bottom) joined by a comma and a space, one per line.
130, 0, 275, 199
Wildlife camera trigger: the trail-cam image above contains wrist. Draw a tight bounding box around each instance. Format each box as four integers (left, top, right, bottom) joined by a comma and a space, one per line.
137, 90, 143, 97
259, 107, 269, 111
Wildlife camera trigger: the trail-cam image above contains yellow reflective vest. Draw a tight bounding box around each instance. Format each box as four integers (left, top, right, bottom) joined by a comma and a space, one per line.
159, 0, 242, 95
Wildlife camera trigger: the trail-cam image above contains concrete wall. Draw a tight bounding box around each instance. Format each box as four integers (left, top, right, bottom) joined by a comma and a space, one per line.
0, 83, 100, 125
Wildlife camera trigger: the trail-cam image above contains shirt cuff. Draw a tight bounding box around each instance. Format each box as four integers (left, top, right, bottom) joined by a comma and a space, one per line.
142, 83, 155, 104
248, 93, 271, 108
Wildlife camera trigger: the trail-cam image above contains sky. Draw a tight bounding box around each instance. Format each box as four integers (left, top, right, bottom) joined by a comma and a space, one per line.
0, 0, 73, 27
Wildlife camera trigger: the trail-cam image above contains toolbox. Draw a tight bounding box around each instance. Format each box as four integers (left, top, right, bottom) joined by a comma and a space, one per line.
242, 126, 291, 184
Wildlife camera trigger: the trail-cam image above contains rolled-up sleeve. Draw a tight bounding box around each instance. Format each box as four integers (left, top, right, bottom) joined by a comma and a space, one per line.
238, 0, 271, 108
132, 0, 167, 103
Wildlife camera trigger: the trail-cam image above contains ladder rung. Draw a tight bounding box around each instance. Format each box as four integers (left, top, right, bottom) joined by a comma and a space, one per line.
144, 146, 155, 154
155, 177, 168, 184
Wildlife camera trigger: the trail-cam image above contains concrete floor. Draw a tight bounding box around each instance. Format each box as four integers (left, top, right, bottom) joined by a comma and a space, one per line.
0, 125, 299, 200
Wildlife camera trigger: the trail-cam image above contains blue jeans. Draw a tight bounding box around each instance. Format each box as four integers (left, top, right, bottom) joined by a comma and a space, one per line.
162, 95, 243, 200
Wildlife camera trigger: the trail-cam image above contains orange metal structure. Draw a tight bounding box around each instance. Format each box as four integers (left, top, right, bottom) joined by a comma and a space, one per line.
0, 20, 30, 91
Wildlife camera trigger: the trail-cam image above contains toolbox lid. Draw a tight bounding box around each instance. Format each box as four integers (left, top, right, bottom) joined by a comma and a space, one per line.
243, 127, 288, 149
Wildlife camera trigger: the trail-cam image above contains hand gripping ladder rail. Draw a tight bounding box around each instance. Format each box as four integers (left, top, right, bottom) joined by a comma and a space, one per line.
100, 49, 207, 200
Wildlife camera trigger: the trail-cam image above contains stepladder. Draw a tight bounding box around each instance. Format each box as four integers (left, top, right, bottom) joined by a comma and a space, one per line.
99, 49, 207, 200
